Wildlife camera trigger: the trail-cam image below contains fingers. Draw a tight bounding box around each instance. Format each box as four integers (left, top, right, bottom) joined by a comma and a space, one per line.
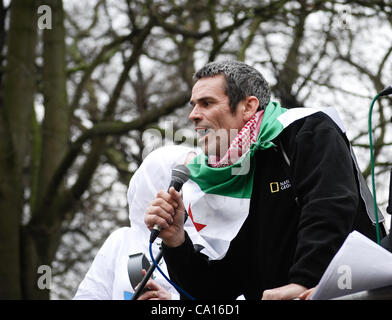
145, 278, 160, 291
137, 289, 160, 300
138, 289, 170, 300
144, 188, 186, 246
136, 277, 171, 300
262, 288, 281, 300
157, 189, 179, 210
144, 191, 175, 229
145, 205, 173, 230
144, 189, 184, 230
155, 192, 177, 214
168, 187, 185, 213
136, 272, 157, 300
262, 283, 307, 300
298, 287, 315, 300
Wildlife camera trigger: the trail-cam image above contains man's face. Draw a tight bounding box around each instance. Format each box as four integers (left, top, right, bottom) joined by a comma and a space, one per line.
189, 75, 246, 157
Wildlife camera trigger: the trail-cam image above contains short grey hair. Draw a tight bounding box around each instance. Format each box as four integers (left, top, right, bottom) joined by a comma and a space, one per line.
193, 60, 271, 113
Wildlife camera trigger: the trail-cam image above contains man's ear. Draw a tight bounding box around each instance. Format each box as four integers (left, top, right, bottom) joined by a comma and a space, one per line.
242, 96, 259, 122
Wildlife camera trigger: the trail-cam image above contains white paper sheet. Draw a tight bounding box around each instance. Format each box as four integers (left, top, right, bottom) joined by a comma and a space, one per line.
311, 231, 392, 300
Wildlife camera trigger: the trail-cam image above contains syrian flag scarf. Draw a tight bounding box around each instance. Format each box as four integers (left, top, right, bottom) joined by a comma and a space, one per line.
182, 101, 347, 260
208, 109, 263, 168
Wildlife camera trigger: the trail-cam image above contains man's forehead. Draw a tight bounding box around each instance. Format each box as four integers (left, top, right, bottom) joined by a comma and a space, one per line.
191, 75, 226, 100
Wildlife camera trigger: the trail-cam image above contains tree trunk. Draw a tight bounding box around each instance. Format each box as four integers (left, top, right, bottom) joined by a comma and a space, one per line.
0, 0, 37, 299
22, 0, 68, 300
275, 7, 307, 108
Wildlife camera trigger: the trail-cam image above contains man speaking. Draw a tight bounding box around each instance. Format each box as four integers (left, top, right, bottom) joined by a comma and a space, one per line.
144, 60, 383, 300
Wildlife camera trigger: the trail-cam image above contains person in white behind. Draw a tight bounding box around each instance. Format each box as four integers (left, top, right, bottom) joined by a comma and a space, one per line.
73, 145, 198, 300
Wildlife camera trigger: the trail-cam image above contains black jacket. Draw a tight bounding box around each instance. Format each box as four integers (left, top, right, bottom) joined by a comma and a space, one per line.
162, 112, 383, 300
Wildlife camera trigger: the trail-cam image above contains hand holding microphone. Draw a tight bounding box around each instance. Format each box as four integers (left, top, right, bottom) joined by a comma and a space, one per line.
145, 165, 190, 246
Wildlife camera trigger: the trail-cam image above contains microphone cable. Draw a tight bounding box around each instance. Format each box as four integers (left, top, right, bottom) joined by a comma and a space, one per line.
148, 242, 195, 300
368, 85, 392, 245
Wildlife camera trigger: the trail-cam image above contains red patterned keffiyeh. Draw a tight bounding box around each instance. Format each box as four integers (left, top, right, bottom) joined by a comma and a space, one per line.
208, 110, 264, 168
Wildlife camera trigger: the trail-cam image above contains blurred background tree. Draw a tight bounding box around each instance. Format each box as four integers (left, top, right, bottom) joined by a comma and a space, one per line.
0, 0, 391, 299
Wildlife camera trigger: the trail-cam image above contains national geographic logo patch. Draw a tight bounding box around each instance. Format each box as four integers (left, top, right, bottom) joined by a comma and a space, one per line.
270, 179, 291, 193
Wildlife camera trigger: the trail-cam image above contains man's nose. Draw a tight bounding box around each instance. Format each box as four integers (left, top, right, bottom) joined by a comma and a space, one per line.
189, 105, 202, 122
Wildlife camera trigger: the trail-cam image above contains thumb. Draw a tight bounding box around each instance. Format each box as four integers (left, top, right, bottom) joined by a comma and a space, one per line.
168, 187, 186, 227
168, 187, 185, 212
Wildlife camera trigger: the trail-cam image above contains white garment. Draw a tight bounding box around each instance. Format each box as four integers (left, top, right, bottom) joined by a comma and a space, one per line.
74, 145, 198, 300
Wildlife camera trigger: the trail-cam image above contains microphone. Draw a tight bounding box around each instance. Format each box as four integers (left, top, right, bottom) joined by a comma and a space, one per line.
149, 164, 191, 243
379, 85, 392, 97
387, 168, 392, 216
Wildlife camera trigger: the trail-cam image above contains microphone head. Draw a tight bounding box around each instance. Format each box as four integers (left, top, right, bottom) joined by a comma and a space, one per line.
171, 164, 191, 184
379, 85, 392, 97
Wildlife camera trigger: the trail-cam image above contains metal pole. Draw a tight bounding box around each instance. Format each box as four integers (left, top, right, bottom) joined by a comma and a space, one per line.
131, 248, 163, 300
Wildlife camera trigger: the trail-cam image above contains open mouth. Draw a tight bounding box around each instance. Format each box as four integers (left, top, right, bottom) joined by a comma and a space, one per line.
195, 128, 211, 138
